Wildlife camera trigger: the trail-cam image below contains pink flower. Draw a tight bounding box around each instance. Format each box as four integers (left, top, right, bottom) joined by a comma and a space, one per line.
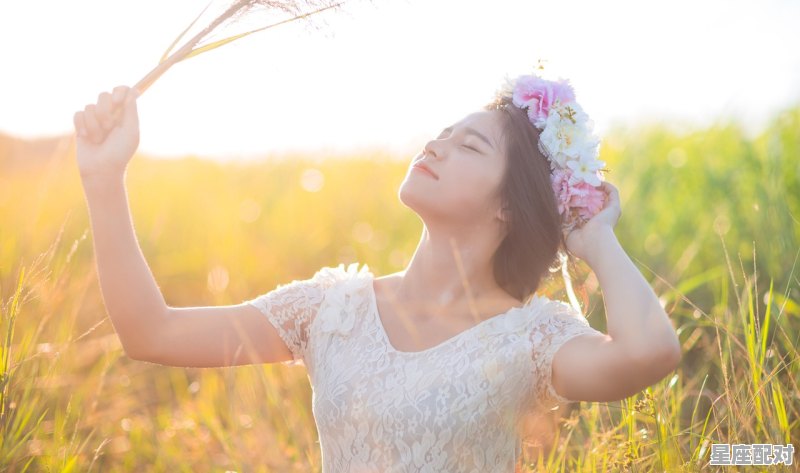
512, 75, 576, 128
550, 168, 606, 221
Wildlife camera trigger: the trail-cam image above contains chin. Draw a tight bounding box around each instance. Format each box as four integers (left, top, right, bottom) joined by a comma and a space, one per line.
400, 185, 457, 226
397, 180, 416, 208
398, 181, 432, 215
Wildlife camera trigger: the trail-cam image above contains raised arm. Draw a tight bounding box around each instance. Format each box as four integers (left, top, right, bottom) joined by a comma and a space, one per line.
73, 86, 295, 367
540, 183, 681, 405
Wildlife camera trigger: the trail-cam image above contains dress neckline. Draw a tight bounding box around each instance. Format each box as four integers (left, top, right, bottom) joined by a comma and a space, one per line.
365, 270, 541, 356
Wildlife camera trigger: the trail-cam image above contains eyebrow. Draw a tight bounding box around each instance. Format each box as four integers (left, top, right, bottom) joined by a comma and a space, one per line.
441, 126, 495, 151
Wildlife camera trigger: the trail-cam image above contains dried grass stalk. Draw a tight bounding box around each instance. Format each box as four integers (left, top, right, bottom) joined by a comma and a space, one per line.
131, 0, 347, 96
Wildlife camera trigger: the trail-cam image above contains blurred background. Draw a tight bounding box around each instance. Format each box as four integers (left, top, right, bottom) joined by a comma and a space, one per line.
2, 0, 799, 159
1, 0, 799, 471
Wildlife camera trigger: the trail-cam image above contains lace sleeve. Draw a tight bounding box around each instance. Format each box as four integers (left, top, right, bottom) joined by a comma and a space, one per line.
244, 266, 342, 367
529, 299, 604, 409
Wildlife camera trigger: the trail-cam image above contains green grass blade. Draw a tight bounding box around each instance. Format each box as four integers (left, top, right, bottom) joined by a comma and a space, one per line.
1, 266, 25, 417
771, 380, 789, 443
758, 278, 773, 368
59, 456, 78, 473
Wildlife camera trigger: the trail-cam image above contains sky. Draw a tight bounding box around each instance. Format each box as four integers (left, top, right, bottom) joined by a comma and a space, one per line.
1, 0, 798, 161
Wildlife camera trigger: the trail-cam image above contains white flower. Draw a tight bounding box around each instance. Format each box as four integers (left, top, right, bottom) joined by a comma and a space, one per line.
318, 290, 355, 336
566, 155, 606, 186
317, 262, 368, 337
538, 101, 600, 169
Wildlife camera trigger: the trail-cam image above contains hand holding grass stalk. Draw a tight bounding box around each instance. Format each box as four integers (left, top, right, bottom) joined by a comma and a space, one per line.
74, 0, 348, 178
73, 86, 140, 180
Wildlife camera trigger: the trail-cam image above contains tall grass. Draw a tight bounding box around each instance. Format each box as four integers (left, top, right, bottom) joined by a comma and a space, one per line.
0, 104, 798, 471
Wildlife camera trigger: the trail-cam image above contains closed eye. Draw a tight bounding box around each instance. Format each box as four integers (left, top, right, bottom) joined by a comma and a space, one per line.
436, 126, 485, 154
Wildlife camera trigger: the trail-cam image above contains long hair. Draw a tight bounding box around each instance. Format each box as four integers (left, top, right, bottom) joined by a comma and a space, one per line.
485, 95, 577, 303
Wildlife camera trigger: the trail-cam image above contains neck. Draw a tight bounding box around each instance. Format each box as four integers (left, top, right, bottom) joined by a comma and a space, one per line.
393, 226, 513, 314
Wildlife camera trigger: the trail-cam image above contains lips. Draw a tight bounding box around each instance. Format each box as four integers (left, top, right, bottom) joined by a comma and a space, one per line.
413, 161, 439, 180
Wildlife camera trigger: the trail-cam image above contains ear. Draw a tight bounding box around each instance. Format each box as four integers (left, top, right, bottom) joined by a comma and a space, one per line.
496, 206, 511, 223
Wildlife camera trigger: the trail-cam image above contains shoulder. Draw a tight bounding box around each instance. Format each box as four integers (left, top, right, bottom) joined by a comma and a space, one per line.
309, 262, 373, 287
546, 298, 586, 317
527, 295, 592, 330
265, 262, 372, 299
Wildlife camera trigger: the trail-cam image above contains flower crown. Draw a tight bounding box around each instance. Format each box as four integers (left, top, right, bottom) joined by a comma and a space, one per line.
501, 73, 609, 234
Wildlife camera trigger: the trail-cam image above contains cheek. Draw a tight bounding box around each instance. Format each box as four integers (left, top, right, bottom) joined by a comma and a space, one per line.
465, 162, 504, 193
398, 158, 505, 217
442, 169, 503, 212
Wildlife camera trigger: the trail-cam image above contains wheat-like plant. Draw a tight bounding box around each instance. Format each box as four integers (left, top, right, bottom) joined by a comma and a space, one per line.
130, 0, 348, 97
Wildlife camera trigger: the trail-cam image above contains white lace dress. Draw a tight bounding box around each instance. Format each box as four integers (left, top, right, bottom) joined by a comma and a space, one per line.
245, 262, 604, 473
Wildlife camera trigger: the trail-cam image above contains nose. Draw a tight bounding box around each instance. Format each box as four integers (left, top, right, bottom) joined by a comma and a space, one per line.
423, 138, 443, 160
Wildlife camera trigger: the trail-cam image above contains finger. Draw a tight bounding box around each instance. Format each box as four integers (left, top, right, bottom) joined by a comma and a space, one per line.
96, 92, 114, 131
603, 182, 621, 215
111, 86, 129, 126
120, 89, 139, 128
609, 183, 620, 201
111, 85, 129, 105
606, 188, 619, 207
83, 104, 104, 143
602, 181, 618, 198
73, 111, 87, 138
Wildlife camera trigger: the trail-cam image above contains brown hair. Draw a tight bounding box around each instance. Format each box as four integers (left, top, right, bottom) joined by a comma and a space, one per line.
485, 94, 576, 303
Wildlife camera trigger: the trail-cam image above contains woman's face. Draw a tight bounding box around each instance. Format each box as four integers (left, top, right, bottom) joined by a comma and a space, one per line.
399, 109, 509, 232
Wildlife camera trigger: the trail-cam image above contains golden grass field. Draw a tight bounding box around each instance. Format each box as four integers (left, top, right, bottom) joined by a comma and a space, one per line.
1, 105, 799, 471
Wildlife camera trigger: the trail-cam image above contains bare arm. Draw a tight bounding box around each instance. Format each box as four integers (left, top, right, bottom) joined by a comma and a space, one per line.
81, 173, 295, 366
549, 183, 681, 403
74, 86, 294, 366
80, 173, 169, 358
75, 85, 167, 358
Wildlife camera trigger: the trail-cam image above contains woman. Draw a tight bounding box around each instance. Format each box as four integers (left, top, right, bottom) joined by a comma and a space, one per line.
73, 76, 681, 472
